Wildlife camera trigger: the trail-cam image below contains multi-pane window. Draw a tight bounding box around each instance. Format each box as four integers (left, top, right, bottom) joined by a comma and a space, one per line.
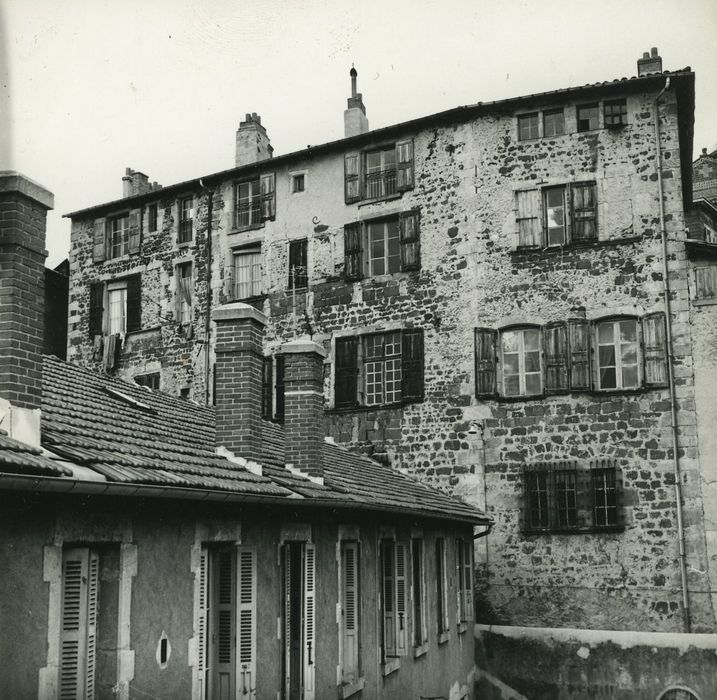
89, 276, 141, 339
109, 214, 131, 258
695, 267, 717, 300
593, 467, 618, 527
177, 262, 192, 324
577, 104, 599, 131
518, 113, 539, 140
501, 328, 542, 397
604, 99, 628, 127
148, 203, 158, 233
234, 249, 262, 299
555, 469, 578, 528
368, 220, 401, 276
344, 140, 414, 203
235, 180, 261, 227
411, 538, 427, 649
380, 540, 407, 661
288, 239, 308, 290
435, 538, 449, 636
107, 283, 127, 335
178, 197, 193, 244
364, 332, 402, 405
543, 109, 565, 137
365, 147, 397, 199
340, 541, 361, 686
596, 319, 639, 390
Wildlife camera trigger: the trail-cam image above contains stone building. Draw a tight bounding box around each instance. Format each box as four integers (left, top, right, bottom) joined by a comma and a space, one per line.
64, 50, 717, 697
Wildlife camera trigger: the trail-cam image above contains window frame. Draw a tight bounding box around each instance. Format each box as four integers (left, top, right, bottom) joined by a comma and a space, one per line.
291, 172, 306, 194
176, 261, 193, 325
455, 538, 473, 628
108, 213, 131, 259
435, 538, 449, 640
517, 112, 539, 141
595, 317, 640, 391
177, 196, 194, 244
366, 218, 401, 277
288, 238, 308, 290
604, 98, 628, 128
134, 372, 160, 390
695, 266, 717, 302
107, 280, 128, 336
576, 103, 600, 132
234, 178, 262, 228
344, 139, 414, 204
233, 246, 263, 300
147, 203, 158, 233
500, 326, 543, 397
543, 108, 565, 137
410, 537, 428, 653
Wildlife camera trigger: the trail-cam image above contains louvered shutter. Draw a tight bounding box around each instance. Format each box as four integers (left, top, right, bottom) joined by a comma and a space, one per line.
89, 283, 104, 337
642, 313, 668, 387
344, 153, 361, 203
474, 328, 498, 396
126, 274, 142, 333
401, 329, 424, 401
92, 218, 106, 263
343, 222, 363, 281
341, 542, 359, 684
283, 546, 292, 698
335, 338, 358, 408
128, 209, 141, 254
568, 319, 591, 390
85, 551, 99, 700
197, 547, 209, 690
544, 322, 568, 393
516, 190, 541, 247
260, 173, 275, 220
395, 543, 407, 656
237, 547, 256, 700
303, 543, 316, 700
463, 541, 473, 621
381, 541, 395, 658
399, 209, 421, 271
213, 548, 236, 698
396, 139, 414, 191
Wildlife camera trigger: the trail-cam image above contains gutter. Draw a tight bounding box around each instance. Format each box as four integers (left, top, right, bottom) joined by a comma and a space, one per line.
654, 76, 691, 632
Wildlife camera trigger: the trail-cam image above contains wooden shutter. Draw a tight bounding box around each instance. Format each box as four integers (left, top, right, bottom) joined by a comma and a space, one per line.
283, 546, 292, 698
213, 548, 236, 699
260, 173, 275, 220
544, 322, 568, 393
571, 182, 597, 242
344, 153, 361, 203
568, 319, 590, 390
516, 190, 541, 247
399, 209, 421, 271
396, 139, 414, 191
455, 539, 463, 624
341, 541, 359, 684
303, 543, 316, 700
642, 313, 668, 387
463, 541, 473, 621
395, 543, 407, 656
224, 260, 235, 302
237, 547, 256, 700
401, 329, 424, 401
381, 541, 396, 658
343, 222, 363, 281
696, 267, 717, 300
335, 337, 358, 408
474, 328, 498, 396
60, 547, 98, 700
92, 218, 106, 263
128, 209, 141, 254
89, 283, 104, 337
197, 547, 209, 688
126, 274, 142, 333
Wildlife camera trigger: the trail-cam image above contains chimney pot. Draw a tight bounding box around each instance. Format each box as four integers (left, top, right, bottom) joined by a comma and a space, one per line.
702, 148, 708, 156
643, 52, 650, 59
651, 46, 658, 57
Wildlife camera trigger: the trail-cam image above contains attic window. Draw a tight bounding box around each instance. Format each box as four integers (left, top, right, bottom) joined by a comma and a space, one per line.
104, 386, 156, 413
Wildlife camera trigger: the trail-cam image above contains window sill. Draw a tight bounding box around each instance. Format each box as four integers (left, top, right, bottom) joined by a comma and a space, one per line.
233, 293, 267, 305
176, 240, 193, 249
457, 622, 468, 635
357, 192, 403, 208
381, 658, 400, 677
512, 235, 641, 256
437, 631, 450, 645
693, 298, 717, 306
229, 222, 266, 235
477, 386, 665, 402
339, 677, 365, 698
327, 398, 423, 414
522, 525, 625, 536
413, 643, 428, 658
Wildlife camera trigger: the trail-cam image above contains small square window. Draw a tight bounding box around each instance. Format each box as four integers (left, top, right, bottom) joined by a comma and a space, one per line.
518, 113, 539, 141
604, 99, 627, 128
577, 104, 599, 132
292, 174, 305, 193
543, 109, 565, 137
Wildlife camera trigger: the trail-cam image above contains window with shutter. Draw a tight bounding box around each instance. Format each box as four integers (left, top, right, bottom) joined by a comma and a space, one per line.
340, 541, 360, 686
568, 319, 590, 390
595, 318, 639, 390
455, 539, 464, 625
275, 355, 285, 422
107, 214, 131, 259
92, 218, 107, 263
237, 547, 256, 700
642, 313, 667, 387
235, 180, 262, 228
462, 540, 473, 622
474, 328, 497, 396
516, 190, 541, 248
261, 357, 273, 420
343, 222, 363, 281
544, 322, 568, 393
399, 209, 421, 271
303, 543, 316, 700
260, 173, 276, 220
208, 547, 236, 699
501, 327, 542, 397
197, 548, 209, 690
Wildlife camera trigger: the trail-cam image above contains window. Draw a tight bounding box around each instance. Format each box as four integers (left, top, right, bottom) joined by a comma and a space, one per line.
176, 262, 192, 324
501, 327, 541, 397
109, 214, 131, 258
261, 355, 285, 422
334, 329, 424, 409
339, 541, 361, 687
411, 538, 427, 650
148, 203, 158, 233
380, 540, 407, 663
604, 99, 627, 128
233, 248, 262, 300
518, 113, 539, 140
435, 538, 449, 637
178, 196, 194, 244
577, 104, 599, 131
197, 546, 256, 700
344, 139, 414, 203
343, 210, 420, 280
234, 174, 275, 229
108, 283, 127, 336
291, 173, 305, 193
288, 239, 308, 290
135, 372, 160, 390
695, 267, 717, 300
455, 539, 473, 625
92, 212, 141, 262
523, 461, 622, 533
89, 276, 141, 339
474, 314, 667, 397
543, 108, 565, 137
515, 182, 597, 248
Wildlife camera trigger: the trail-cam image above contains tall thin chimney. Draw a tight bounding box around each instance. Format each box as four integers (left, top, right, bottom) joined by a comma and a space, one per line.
344, 66, 369, 138
235, 113, 273, 167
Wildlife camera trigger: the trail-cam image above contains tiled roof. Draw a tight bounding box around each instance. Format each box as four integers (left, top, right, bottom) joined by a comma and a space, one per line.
0, 356, 488, 525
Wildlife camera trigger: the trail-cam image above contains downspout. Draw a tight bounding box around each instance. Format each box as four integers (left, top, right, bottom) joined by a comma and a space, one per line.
654, 77, 691, 632
199, 179, 213, 406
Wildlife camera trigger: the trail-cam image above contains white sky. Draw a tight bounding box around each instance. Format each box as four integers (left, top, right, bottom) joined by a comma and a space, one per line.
2, 0, 716, 267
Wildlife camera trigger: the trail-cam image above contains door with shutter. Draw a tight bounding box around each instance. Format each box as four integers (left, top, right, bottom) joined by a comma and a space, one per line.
60, 547, 99, 700
302, 544, 316, 700
341, 542, 359, 684
237, 547, 256, 699
208, 547, 236, 700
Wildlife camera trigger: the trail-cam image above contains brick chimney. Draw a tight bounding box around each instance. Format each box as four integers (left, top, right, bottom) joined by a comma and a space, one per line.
122, 168, 155, 198
212, 302, 266, 461
279, 337, 326, 480
344, 66, 369, 138
0, 172, 53, 445
637, 47, 663, 77
235, 113, 274, 167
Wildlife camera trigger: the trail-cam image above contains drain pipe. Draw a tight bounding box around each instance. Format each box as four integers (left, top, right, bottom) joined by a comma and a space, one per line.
654, 77, 691, 632
199, 179, 213, 406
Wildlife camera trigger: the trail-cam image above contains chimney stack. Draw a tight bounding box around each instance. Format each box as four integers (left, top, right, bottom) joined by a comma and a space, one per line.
122, 168, 154, 198
212, 302, 266, 462
637, 47, 663, 77
279, 337, 326, 480
235, 113, 274, 167
344, 66, 369, 138
0, 172, 53, 445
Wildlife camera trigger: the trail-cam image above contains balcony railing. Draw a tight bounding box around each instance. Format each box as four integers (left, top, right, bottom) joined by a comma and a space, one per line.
365, 169, 397, 200
235, 203, 262, 229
